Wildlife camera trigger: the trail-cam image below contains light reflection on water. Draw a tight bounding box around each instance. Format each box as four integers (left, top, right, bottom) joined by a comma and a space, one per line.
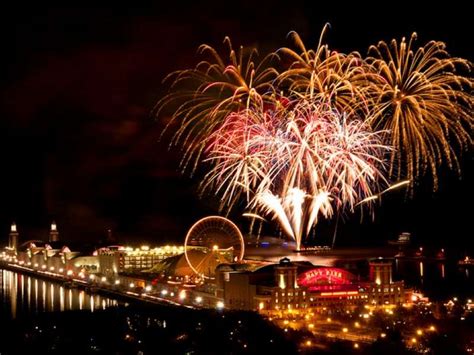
0, 269, 119, 319
392, 258, 472, 299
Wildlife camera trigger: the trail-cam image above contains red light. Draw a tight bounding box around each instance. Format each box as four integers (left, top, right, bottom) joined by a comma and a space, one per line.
298, 268, 355, 289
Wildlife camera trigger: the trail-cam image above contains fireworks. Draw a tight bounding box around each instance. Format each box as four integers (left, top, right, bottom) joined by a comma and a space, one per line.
154, 37, 279, 172
157, 27, 472, 249
277, 26, 370, 115
366, 33, 473, 190
199, 98, 389, 250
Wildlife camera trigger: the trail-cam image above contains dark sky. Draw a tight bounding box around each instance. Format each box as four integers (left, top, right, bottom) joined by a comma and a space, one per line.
0, 2, 472, 250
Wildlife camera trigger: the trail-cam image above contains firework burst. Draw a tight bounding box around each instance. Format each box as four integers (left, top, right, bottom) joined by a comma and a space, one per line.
276, 24, 371, 115
202, 99, 389, 250
366, 33, 473, 190
155, 37, 279, 172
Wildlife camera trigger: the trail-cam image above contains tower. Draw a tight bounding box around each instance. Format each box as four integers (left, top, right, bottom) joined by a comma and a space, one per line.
106, 228, 116, 244
274, 257, 298, 290
49, 221, 59, 242
369, 258, 393, 285
9, 222, 19, 250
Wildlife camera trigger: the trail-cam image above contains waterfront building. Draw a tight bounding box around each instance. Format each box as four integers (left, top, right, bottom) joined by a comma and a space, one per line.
49, 222, 59, 243
8, 223, 18, 251
2, 222, 409, 315
97, 245, 185, 275
216, 257, 406, 313
366, 258, 405, 305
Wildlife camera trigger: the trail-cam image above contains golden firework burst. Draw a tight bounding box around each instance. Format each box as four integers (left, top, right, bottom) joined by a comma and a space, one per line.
365, 33, 473, 190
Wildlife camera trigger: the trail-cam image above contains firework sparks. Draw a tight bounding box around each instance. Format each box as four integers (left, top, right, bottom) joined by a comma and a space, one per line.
277, 24, 371, 115
156, 27, 472, 249
366, 33, 473, 191
202, 99, 389, 250
155, 37, 279, 173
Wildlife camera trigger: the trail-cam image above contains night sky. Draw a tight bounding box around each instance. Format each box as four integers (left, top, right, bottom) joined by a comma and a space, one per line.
0, 2, 472, 250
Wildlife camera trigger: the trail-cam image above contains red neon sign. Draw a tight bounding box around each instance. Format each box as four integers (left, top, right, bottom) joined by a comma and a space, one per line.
298, 268, 355, 288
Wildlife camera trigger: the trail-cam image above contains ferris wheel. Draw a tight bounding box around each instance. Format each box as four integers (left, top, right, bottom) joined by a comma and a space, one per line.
184, 216, 245, 279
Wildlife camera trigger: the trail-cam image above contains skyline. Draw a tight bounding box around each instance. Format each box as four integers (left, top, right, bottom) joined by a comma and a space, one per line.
0, 2, 472, 249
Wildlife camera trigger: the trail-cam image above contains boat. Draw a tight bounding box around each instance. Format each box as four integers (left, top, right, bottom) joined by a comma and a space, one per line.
292, 246, 331, 253
388, 232, 411, 246
458, 256, 474, 266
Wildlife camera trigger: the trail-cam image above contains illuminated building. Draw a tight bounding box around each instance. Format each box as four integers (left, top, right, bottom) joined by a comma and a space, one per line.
367, 258, 405, 305
8, 222, 19, 251
216, 257, 405, 312
370, 258, 392, 285
97, 245, 185, 275
297, 267, 366, 310
49, 221, 59, 243
269, 258, 307, 311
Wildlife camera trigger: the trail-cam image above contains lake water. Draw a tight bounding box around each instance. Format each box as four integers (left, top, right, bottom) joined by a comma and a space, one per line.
0, 269, 120, 320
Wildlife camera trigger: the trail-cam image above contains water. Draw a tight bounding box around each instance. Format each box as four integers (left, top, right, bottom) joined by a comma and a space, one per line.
0, 269, 120, 320
393, 258, 473, 300
0, 269, 294, 354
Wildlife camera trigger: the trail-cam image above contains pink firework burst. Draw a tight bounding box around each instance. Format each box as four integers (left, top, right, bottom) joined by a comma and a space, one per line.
202, 98, 390, 250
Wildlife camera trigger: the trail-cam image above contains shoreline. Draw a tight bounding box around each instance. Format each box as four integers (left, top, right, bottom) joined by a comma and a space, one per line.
0, 261, 187, 309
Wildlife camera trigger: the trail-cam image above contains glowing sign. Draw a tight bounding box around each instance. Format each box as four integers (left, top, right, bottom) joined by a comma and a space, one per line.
320, 291, 358, 297
298, 268, 355, 288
